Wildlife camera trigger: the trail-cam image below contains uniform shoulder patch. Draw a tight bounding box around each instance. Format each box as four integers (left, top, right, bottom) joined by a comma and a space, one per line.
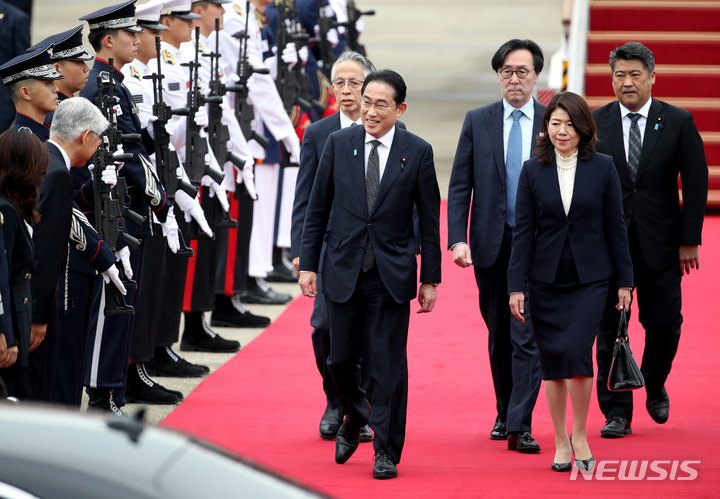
99, 70, 112, 84
132, 94, 144, 104
168, 82, 180, 92
130, 66, 142, 80
162, 50, 175, 65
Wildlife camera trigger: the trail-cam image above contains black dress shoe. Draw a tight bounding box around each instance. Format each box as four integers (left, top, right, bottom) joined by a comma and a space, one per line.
646, 386, 670, 424
126, 363, 182, 405
490, 417, 508, 440
319, 406, 342, 439
211, 295, 271, 328
181, 316, 241, 353
335, 420, 360, 464
373, 450, 397, 479
601, 416, 632, 438
508, 432, 541, 453
145, 346, 209, 378
359, 424, 373, 443
265, 262, 297, 283
552, 462, 571, 472
86, 388, 127, 417
240, 278, 292, 305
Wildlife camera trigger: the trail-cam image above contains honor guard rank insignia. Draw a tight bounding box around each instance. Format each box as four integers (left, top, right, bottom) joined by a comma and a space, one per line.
130, 66, 142, 80
99, 71, 112, 84
162, 49, 175, 65
168, 82, 180, 91
132, 94, 143, 104
234, 3, 243, 15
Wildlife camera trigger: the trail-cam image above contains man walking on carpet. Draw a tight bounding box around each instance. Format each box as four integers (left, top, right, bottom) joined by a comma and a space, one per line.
299, 69, 441, 479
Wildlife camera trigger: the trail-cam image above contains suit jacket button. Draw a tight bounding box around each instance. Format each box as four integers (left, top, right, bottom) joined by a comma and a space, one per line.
501, 209, 505, 215
632, 188, 638, 193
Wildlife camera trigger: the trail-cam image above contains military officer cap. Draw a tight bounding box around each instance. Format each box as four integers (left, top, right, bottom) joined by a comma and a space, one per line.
27, 25, 94, 62
0, 44, 65, 86
79, 0, 144, 33
135, 0, 169, 30
161, 0, 201, 20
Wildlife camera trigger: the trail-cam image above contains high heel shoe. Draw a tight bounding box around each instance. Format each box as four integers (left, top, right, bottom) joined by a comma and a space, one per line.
570, 436, 595, 471
552, 462, 572, 472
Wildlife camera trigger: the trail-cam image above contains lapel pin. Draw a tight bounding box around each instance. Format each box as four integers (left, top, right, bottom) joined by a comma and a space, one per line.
354, 149, 357, 156
401, 157, 406, 170
654, 116, 664, 131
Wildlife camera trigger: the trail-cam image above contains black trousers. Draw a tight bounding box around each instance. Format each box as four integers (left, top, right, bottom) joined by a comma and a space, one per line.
596, 227, 682, 421
328, 266, 409, 465
473, 224, 541, 433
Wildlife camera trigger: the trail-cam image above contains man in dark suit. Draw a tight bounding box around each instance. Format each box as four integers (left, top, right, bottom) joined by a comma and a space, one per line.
593, 42, 708, 437
291, 50, 376, 442
446, 39, 545, 453
299, 70, 441, 479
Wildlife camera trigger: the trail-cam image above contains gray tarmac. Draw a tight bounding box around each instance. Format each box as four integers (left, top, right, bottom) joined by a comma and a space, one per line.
31, 0, 563, 423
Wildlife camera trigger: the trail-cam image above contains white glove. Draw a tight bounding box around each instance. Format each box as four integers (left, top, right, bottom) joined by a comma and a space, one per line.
297, 45, 308, 65
205, 177, 230, 212
175, 189, 213, 238
102, 264, 127, 295
281, 42, 298, 69
101, 164, 117, 188
238, 164, 258, 200
314, 25, 339, 48
281, 134, 301, 164
112, 144, 126, 171
147, 115, 158, 139
115, 246, 133, 280
228, 73, 240, 85
194, 105, 209, 128
160, 206, 180, 254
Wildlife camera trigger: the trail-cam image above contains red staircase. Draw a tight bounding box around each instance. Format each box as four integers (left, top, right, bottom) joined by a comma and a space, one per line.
584, 0, 720, 210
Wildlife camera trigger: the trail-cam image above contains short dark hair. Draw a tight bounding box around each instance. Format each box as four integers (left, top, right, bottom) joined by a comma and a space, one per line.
609, 42, 655, 73
362, 70, 406, 105
88, 29, 118, 52
491, 39, 544, 74
535, 92, 597, 164
0, 129, 49, 223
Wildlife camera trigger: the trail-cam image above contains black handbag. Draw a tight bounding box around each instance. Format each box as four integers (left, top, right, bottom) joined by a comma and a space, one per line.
607, 309, 645, 391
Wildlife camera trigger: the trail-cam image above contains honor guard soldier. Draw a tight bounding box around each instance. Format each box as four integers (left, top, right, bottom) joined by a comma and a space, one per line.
0, 48, 121, 403
124, 0, 212, 382
78, 0, 180, 412
27, 25, 94, 115
222, 0, 298, 305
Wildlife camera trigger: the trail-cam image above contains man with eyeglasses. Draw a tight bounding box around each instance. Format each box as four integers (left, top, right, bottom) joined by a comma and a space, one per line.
299, 69, 441, 479
291, 51, 392, 443
447, 38, 545, 455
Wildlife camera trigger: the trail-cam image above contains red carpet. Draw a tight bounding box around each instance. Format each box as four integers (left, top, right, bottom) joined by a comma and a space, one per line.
162, 206, 720, 498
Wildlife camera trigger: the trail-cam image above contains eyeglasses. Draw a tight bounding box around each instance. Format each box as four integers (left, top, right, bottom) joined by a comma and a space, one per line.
498, 68, 535, 79
361, 98, 397, 113
88, 130, 102, 146
332, 79, 364, 89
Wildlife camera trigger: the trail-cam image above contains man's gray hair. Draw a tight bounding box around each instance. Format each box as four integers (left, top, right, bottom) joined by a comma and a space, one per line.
50, 97, 108, 142
331, 51, 376, 82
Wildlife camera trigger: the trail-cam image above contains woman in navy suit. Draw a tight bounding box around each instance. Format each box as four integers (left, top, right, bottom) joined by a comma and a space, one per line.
508, 92, 633, 472
0, 129, 47, 398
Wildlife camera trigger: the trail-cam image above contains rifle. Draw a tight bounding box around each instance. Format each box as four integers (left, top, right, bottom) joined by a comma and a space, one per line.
233, 0, 270, 150
204, 18, 242, 229
181, 26, 225, 188
289, 1, 326, 116
337, 0, 374, 56
93, 58, 145, 315
315, 0, 337, 78
146, 35, 195, 257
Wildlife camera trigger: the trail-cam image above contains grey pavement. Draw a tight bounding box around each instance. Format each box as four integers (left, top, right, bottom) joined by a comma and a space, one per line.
31, 0, 563, 423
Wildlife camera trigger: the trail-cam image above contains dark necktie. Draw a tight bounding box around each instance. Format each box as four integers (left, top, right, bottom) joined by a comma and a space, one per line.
627, 113, 642, 182
505, 109, 523, 226
362, 140, 381, 272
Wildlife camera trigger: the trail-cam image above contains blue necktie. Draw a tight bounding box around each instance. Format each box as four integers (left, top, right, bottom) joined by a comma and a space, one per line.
505, 109, 523, 226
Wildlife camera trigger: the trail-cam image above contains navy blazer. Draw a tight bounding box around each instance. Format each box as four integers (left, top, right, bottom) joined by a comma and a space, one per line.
592, 99, 708, 269
507, 153, 633, 291
0, 198, 32, 367
447, 99, 545, 268
300, 124, 441, 303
